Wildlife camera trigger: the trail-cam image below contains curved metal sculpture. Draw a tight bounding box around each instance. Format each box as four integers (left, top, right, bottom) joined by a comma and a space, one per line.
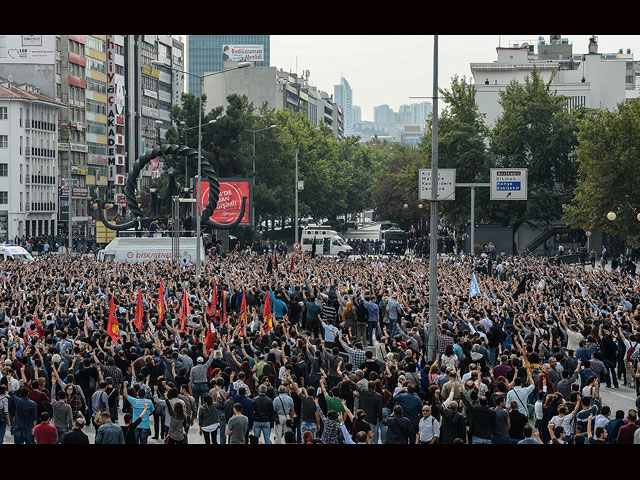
96, 144, 247, 231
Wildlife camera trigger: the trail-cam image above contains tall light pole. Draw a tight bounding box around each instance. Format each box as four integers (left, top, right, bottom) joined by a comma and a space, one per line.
428, 35, 439, 363
152, 61, 250, 279
245, 124, 276, 229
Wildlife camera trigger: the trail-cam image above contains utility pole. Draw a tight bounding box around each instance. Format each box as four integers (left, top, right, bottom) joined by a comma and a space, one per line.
295, 149, 299, 244
68, 156, 72, 254
428, 35, 439, 362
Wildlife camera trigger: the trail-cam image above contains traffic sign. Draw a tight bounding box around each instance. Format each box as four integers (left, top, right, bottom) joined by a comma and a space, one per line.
585, 230, 592, 237
293, 242, 300, 251
490, 168, 527, 200
419, 169, 456, 201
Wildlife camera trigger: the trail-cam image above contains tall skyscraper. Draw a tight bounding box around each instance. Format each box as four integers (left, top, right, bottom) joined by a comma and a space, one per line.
187, 35, 270, 96
352, 105, 361, 124
334, 77, 353, 134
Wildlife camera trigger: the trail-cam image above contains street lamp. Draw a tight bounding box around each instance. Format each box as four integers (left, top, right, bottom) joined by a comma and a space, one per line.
606, 194, 640, 257
182, 120, 216, 182
245, 124, 277, 228
152, 60, 250, 279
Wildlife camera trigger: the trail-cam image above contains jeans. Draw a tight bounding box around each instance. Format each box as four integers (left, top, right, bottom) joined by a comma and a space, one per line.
192, 383, 209, 410
0, 422, 6, 444
472, 435, 492, 444
389, 318, 399, 338
56, 427, 68, 444
14, 427, 34, 445
489, 346, 499, 366
492, 434, 510, 444
603, 359, 618, 387
135, 427, 151, 444
309, 372, 322, 389
366, 322, 380, 345
300, 421, 317, 441
217, 411, 227, 445
372, 407, 390, 444
253, 421, 271, 444
109, 407, 119, 424
307, 318, 320, 339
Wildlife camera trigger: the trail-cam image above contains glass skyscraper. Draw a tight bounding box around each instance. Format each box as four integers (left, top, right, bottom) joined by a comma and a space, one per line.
187, 35, 270, 96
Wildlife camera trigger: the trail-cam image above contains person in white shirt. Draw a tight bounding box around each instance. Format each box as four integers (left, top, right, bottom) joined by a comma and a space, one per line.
418, 405, 440, 444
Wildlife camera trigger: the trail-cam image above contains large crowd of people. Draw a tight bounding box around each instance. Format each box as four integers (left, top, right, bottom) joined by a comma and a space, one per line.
0, 246, 639, 445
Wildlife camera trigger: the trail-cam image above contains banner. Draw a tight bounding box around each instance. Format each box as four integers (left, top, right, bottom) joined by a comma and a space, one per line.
222, 44, 263, 62
0, 35, 55, 64
198, 179, 251, 225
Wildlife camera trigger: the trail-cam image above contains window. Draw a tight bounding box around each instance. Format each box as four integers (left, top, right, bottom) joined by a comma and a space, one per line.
88, 36, 106, 53
0, 164, 7, 176
87, 78, 106, 95
86, 99, 106, 115
0, 192, 7, 204
0, 107, 7, 120
56, 83, 61, 98
56, 61, 61, 75
0, 135, 7, 148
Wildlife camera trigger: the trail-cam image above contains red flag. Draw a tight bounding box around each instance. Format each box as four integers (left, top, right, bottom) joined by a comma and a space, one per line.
134, 288, 144, 333
207, 280, 217, 318
263, 293, 272, 333
205, 321, 216, 353
34, 314, 44, 338
107, 295, 120, 343
179, 289, 190, 334
158, 281, 165, 325
291, 254, 295, 272
221, 288, 227, 325
240, 290, 247, 336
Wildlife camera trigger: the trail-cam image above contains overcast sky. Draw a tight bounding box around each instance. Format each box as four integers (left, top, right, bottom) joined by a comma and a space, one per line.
270, 35, 640, 122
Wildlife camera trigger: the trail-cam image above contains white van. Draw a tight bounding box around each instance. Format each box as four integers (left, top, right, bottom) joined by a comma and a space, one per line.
300, 226, 352, 257
97, 237, 206, 264
0, 244, 35, 263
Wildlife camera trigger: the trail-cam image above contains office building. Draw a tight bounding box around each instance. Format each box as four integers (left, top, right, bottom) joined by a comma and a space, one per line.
471, 35, 639, 126
0, 77, 63, 241
202, 65, 344, 139
187, 35, 270, 96
334, 77, 354, 134
353, 105, 361, 124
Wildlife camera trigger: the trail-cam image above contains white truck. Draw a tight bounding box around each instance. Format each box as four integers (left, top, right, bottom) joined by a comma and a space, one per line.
97, 237, 205, 264
300, 225, 353, 257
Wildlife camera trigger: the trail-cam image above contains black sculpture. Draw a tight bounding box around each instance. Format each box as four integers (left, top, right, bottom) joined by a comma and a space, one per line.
95, 144, 246, 232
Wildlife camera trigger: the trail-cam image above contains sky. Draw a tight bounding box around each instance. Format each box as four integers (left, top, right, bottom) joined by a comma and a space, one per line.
269, 35, 640, 122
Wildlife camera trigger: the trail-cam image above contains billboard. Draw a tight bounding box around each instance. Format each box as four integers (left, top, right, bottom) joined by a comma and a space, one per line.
106, 35, 125, 182
222, 45, 263, 62
490, 168, 527, 200
0, 35, 55, 64
198, 179, 251, 226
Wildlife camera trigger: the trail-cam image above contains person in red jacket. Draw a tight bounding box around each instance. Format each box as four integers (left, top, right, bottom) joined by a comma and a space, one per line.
33, 412, 58, 444
537, 364, 556, 394
616, 410, 639, 444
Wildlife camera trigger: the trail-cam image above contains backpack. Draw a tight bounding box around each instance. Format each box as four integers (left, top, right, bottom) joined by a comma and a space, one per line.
626, 342, 638, 362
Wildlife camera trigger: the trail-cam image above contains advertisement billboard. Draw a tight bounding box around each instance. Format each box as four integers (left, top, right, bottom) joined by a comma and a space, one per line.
198, 179, 251, 226
0, 35, 55, 64
222, 45, 264, 62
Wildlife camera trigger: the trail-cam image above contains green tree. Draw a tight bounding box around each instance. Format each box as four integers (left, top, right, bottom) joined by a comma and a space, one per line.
564, 98, 640, 241
488, 68, 580, 231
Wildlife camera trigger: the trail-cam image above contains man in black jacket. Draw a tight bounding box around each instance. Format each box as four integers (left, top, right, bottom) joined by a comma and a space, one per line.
358, 381, 383, 441
468, 396, 495, 444
383, 405, 413, 444
61, 417, 90, 444
252, 385, 275, 444
434, 395, 466, 444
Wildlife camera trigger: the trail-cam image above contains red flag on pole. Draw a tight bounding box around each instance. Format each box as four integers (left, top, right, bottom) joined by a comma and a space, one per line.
207, 280, 217, 318
158, 281, 165, 325
240, 290, 247, 336
179, 288, 190, 334
205, 321, 216, 353
221, 288, 227, 325
34, 314, 44, 338
107, 295, 120, 343
263, 292, 272, 333
134, 288, 144, 333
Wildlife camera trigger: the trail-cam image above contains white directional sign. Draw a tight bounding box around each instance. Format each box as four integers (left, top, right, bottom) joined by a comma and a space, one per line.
419, 169, 456, 201
490, 168, 528, 200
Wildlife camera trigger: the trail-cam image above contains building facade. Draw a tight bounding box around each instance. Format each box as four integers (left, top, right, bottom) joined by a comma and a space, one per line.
188, 35, 270, 96
0, 78, 62, 241
471, 35, 639, 126
202, 65, 344, 139
334, 77, 353, 134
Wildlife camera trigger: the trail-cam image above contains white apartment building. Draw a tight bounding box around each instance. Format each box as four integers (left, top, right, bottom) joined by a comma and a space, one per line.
471, 35, 638, 126
0, 78, 63, 241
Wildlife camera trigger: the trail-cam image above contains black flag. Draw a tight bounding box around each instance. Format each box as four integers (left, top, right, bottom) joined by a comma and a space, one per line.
513, 277, 526, 300
267, 255, 273, 274
311, 236, 317, 259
